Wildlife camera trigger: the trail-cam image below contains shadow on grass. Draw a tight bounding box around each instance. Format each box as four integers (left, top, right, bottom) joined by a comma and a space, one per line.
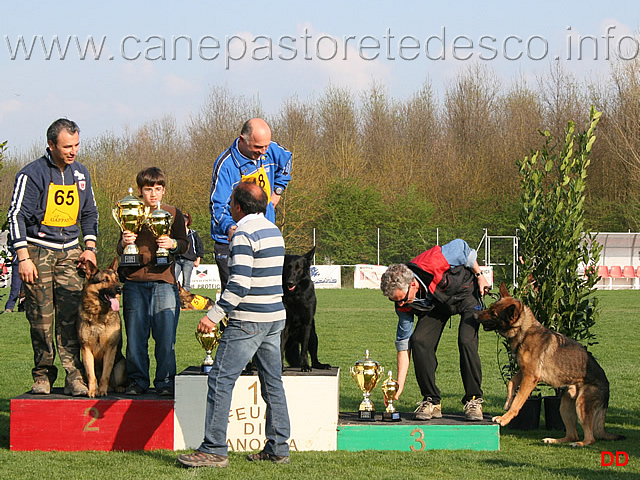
482, 458, 636, 479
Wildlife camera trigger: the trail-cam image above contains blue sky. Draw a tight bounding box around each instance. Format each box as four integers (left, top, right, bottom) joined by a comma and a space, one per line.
1, 1, 638, 153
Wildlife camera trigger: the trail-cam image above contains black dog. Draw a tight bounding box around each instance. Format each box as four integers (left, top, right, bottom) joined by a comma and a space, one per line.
281, 247, 331, 372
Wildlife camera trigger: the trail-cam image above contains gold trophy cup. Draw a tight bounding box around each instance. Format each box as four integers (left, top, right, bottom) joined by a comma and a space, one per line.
147, 201, 174, 265
350, 350, 384, 420
112, 188, 146, 266
381, 370, 401, 421
195, 317, 227, 373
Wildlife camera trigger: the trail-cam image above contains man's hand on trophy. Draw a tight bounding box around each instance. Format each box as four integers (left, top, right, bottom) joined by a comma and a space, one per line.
197, 315, 217, 334
156, 235, 174, 250
122, 231, 137, 246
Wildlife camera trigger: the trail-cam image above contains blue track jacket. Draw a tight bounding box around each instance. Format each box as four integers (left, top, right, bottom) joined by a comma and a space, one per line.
209, 138, 292, 244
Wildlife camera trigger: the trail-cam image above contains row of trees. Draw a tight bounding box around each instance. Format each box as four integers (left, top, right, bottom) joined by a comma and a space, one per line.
1, 57, 639, 267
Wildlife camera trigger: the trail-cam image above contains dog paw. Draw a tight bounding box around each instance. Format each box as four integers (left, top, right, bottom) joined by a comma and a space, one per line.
492, 415, 508, 426
312, 362, 332, 370
300, 365, 312, 372
542, 437, 558, 444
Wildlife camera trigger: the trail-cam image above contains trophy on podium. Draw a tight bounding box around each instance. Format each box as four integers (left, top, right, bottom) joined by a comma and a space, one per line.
195, 317, 228, 373
381, 370, 401, 421
147, 201, 174, 265
112, 188, 146, 266
350, 350, 384, 421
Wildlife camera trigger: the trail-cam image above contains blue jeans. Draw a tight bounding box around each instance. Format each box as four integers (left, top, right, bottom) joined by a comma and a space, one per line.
174, 257, 194, 291
199, 319, 290, 457
123, 281, 180, 391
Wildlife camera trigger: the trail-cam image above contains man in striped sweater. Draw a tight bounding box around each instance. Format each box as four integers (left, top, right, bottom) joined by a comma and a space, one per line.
178, 182, 290, 469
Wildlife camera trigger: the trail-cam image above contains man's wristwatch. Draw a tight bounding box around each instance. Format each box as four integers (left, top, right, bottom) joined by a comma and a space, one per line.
274, 186, 284, 195
85, 246, 98, 254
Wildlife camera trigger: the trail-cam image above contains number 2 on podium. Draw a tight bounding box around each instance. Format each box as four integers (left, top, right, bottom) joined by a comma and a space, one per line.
83, 406, 100, 432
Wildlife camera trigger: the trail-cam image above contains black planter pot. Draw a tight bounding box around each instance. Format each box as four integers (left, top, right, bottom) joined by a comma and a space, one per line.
543, 395, 565, 431
506, 396, 541, 430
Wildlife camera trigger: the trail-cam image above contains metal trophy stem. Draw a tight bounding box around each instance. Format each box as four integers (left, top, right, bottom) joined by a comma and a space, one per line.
350, 349, 384, 421
112, 188, 146, 266
381, 370, 401, 421
147, 201, 174, 265
194, 317, 227, 373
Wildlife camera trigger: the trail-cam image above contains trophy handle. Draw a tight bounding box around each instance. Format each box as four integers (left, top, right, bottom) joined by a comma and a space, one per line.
112, 207, 124, 231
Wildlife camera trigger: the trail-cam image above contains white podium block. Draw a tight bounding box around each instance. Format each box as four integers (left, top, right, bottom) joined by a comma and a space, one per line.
174, 367, 339, 452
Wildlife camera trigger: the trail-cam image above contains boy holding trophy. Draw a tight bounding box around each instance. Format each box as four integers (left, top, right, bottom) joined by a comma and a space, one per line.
117, 167, 188, 396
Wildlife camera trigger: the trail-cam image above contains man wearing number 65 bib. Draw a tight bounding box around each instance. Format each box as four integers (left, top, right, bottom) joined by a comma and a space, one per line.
7, 118, 99, 397
209, 118, 292, 292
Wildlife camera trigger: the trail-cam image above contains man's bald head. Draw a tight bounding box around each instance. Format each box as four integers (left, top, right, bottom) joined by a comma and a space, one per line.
238, 118, 272, 160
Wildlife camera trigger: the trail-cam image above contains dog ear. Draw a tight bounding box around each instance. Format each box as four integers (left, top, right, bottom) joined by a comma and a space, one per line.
499, 282, 511, 298
305, 246, 316, 264
108, 256, 119, 272
500, 303, 517, 322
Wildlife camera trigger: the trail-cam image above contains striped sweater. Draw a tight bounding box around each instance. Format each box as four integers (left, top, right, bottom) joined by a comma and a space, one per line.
206, 213, 285, 324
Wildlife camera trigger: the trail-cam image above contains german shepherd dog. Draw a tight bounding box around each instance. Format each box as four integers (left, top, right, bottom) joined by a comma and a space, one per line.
178, 283, 215, 311
77, 258, 127, 398
475, 283, 624, 447
281, 247, 331, 372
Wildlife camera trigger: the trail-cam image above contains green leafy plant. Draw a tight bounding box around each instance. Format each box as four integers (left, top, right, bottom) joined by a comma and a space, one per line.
498, 107, 603, 387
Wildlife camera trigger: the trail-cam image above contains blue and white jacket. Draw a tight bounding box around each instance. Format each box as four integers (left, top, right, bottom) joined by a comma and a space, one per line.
7, 150, 98, 251
209, 138, 292, 244
206, 213, 286, 324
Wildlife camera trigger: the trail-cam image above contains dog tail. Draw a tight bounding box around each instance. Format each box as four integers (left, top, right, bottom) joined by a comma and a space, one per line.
593, 405, 625, 441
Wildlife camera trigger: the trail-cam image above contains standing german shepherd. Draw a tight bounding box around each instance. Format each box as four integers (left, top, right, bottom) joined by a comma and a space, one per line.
281, 247, 331, 372
475, 283, 624, 446
77, 258, 127, 398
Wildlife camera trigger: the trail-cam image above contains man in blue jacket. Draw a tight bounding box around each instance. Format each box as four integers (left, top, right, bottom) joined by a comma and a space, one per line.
7, 118, 98, 396
209, 118, 292, 291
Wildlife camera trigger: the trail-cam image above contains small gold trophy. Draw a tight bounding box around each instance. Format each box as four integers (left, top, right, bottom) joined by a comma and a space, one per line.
195, 317, 227, 373
381, 370, 401, 421
112, 188, 146, 266
350, 350, 384, 421
147, 201, 174, 265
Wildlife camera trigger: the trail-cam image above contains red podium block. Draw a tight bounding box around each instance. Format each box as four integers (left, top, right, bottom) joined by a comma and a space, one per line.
10, 388, 173, 451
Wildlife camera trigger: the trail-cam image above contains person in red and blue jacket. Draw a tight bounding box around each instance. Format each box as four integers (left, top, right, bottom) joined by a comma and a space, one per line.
380, 239, 490, 421
209, 118, 292, 292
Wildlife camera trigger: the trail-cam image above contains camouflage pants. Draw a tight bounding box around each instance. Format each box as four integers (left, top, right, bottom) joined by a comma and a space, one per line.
23, 245, 85, 385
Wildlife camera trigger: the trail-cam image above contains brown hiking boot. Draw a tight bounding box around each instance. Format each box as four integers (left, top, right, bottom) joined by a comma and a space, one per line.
246, 450, 290, 464
177, 450, 229, 468
64, 377, 89, 396
31, 377, 51, 395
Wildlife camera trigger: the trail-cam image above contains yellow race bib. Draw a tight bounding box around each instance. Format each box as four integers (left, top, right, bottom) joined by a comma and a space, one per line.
190, 295, 209, 310
241, 164, 271, 203
42, 183, 80, 227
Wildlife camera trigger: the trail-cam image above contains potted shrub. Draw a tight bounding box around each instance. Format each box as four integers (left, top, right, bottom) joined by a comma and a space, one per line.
497, 107, 603, 430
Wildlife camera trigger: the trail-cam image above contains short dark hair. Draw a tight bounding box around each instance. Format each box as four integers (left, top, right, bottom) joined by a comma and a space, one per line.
136, 167, 166, 188
233, 182, 268, 215
47, 118, 80, 145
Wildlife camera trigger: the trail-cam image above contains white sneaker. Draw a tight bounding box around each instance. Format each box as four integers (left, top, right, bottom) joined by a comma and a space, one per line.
464, 396, 484, 421
414, 398, 442, 420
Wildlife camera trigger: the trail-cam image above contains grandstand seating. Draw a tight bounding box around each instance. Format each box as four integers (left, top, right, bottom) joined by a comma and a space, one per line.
623, 266, 638, 289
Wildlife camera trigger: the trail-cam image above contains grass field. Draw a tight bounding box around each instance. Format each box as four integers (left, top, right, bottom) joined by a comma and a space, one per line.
0, 287, 637, 479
